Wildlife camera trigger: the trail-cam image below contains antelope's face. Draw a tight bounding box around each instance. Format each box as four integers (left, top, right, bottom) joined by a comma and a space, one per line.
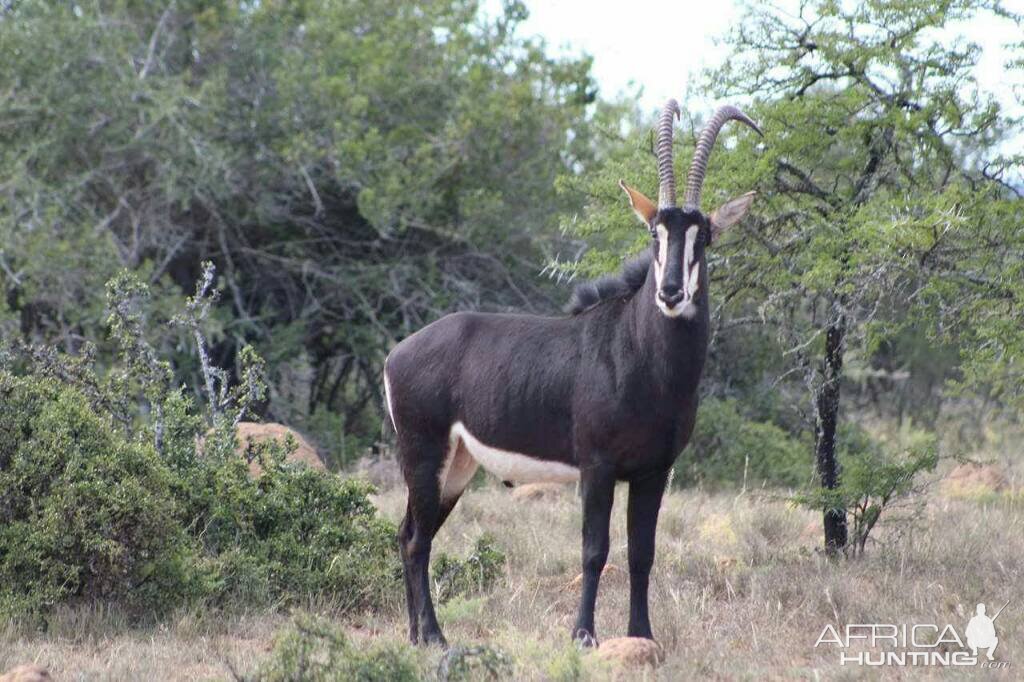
618, 100, 762, 319
619, 180, 757, 320
651, 208, 710, 319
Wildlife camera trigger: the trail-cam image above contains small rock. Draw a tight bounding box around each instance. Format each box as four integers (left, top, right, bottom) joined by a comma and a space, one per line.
596, 637, 664, 667
0, 665, 52, 682
235, 422, 326, 476
510, 482, 568, 501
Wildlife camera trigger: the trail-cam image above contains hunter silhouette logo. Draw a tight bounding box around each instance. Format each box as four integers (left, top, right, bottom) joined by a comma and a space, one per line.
814, 600, 1010, 667
966, 601, 1007, 661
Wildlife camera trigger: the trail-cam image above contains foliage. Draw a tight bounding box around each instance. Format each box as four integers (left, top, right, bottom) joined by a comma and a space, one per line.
0, 0, 1017, 586
791, 424, 939, 556
0, 268, 400, 619
557, 0, 1022, 549
543, 645, 585, 682
180, 439, 399, 610
0, 373, 200, 616
431, 534, 506, 604
437, 645, 515, 682
104, 262, 266, 464
246, 605, 516, 681
674, 398, 810, 489
305, 405, 374, 471
250, 616, 422, 682
0, 0, 607, 447
710, 0, 1021, 548
170, 261, 266, 433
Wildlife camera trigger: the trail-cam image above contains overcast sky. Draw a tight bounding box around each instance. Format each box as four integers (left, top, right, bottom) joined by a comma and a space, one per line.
483, 0, 1024, 120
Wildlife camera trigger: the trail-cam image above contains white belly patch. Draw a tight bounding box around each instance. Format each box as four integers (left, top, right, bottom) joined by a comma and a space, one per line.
449, 421, 579, 485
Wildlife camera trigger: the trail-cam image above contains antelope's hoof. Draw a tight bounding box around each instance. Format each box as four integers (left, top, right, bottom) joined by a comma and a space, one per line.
573, 630, 598, 649
421, 630, 449, 649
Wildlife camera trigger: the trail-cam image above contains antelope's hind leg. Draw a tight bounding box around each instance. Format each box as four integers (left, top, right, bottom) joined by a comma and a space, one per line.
397, 496, 420, 644
398, 434, 478, 647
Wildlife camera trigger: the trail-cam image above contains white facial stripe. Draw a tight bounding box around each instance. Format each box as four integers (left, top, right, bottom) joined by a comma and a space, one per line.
655, 224, 668, 291
683, 226, 697, 298
686, 261, 700, 298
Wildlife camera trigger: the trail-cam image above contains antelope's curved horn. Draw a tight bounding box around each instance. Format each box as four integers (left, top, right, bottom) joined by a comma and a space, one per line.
682, 105, 763, 211
656, 99, 681, 209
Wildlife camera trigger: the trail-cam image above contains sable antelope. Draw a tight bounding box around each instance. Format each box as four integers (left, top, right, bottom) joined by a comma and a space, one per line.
384, 100, 762, 647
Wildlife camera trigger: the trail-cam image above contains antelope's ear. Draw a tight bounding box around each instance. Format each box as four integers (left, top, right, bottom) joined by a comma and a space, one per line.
709, 191, 756, 241
618, 180, 657, 228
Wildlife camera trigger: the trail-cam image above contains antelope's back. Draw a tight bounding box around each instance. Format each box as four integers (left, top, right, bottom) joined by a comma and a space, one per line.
384, 311, 581, 465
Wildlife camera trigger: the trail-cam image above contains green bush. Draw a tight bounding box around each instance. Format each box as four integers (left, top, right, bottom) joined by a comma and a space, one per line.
0, 374, 201, 616
252, 616, 422, 682
252, 617, 515, 682
792, 423, 939, 556
0, 266, 401, 619
431, 534, 506, 605
305, 406, 375, 471
180, 437, 400, 610
674, 398, 810, 489
438, 645, 514, 682
0, 367, 402, 618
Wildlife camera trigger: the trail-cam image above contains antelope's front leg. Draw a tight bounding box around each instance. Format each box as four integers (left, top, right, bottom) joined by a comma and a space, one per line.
572, 464, 616, 646
626, 468, 669, 639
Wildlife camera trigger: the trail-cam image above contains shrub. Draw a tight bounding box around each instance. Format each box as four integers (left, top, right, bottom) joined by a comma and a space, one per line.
431, 534, 506, 604
180, 438, 400, 609
0, 373, 201, 616
673, 398, 810, 489
0, 265, 401, 619
438, 645, 514, 681
250, 616, 422, 682
0, 362, 400, 618
792, 423, 939, 556
305, 406, 376, 471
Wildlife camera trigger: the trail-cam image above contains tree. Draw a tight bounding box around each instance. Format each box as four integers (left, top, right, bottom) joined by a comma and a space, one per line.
711, 0, 1022, 552
0, 0, 605, 457
560, 0, 1023, 553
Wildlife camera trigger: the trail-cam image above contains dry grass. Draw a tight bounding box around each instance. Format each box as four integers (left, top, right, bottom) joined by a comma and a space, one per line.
0, 608, 287, 680
3, 476, 1022, 680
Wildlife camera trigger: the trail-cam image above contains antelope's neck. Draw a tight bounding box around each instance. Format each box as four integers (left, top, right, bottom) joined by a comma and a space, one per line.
629, 261, 710, 391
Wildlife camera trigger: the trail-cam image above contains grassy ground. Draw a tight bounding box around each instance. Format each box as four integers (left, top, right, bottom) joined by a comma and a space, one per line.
2, 474, 1021, 680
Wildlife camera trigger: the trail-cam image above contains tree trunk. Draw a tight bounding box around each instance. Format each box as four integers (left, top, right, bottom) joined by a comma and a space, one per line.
816, 304, 848, 555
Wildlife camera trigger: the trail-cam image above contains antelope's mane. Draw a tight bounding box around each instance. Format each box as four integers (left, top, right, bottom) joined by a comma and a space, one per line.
565, 253, 651, 315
